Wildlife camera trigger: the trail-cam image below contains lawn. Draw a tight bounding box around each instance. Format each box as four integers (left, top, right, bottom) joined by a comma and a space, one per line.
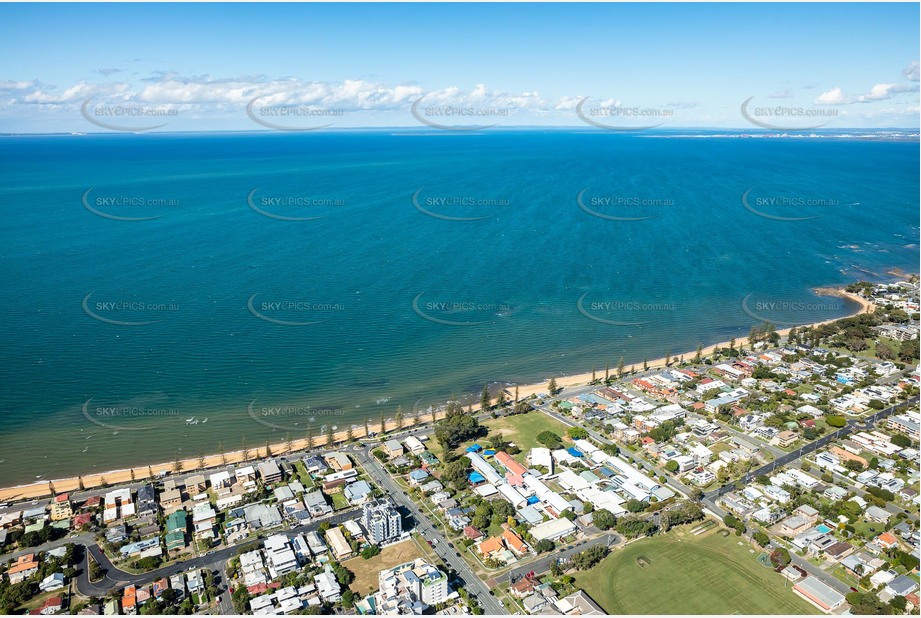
329, 491, 350, 511
574, 527, 819, 615
344, 539, 425, 595
474, 411, 572, 463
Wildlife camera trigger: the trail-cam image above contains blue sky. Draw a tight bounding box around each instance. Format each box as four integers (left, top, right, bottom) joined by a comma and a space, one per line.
1, 3, 918, 132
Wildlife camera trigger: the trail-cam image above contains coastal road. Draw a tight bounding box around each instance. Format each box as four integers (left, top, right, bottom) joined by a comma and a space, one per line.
355, 446, 507, 615
504, 532, 619, 583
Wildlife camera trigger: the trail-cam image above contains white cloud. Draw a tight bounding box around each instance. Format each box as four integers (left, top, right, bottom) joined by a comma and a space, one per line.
904, 61, 920, 82
815, 87, 847, 105
768, 90, 793, 99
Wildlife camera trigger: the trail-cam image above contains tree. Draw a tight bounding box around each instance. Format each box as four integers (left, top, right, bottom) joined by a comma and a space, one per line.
537, 431, 563, 449
548, 377, 559, 395
395, 406, 404, 430
363, 418, 370, 438
285, 433, 294, 453
723, 514, 746, 536
360, 545, 381, 559
535, 539, 555, 553
264, 438, 272, 458
241, 438, 251, 461
480, 384, 491, 411
625, 499, 645, 513
379, 410, 386, 433
616, 515, 655, 539
617, 356, 625, 378
752, 530, 771, 547
306, 427, 314, 450
197, 449, 206, 470
665, 350, 671, 366
172, 456, 183, 474
147, 465, 154, 479
570, 545, 609, 570
325, 424, 335, 446
129, 468, 136, 482
219, 441, 227, 465
825, 415, 846, 428
694, 343, 703, 363
769, 548, 791, 568
890, 433, 912, 448
665, 460, 679, 473
593, 509, 616, 531
77, 476, 85, 491
434, 401, 482, 450
898, 338, 919, 362
340, 589, 355, 609
346, 426, 354, 442
643, 358, 649, 371
567, 426, 588, 440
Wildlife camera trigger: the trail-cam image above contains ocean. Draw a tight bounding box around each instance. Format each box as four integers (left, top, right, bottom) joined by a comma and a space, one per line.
0, 129, 917, 485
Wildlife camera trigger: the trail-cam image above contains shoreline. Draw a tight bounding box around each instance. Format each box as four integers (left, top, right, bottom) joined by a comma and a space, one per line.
0, 288, 876, 503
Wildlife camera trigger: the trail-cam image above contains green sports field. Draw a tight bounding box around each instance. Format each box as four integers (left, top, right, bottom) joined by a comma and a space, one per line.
574, 527, 819, 615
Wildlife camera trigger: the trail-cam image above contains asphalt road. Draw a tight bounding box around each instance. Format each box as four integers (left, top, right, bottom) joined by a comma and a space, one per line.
705, 396, 918, 500
355, 446, 508, 615
504, 532, 619, 583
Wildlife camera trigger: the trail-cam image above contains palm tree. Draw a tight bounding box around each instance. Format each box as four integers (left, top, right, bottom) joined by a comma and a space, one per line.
617, 356, 625, 378
264, 438, 272, 458
197, 449, 206, 470
325, 424, 334, 446
241, 438, 251, 462
379, 411, 386, 433
694, 343, 703, 364
395, 406, 404, 430
285, 433, 294, 454
306, 426, 314, 450
643, 358, 649, 371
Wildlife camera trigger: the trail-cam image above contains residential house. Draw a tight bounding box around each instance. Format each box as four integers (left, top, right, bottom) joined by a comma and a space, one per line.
324, 526, 352, 560
257, 460, 282, 484
7, 553, 39, 584
325, 452, 353, 472
183, 474, 207, 496
39, 573, 65, 593
49, 495, 73, 522
383, 440, 404, 459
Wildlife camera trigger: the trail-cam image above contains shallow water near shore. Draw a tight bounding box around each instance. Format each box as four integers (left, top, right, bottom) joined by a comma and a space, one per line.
0, 130, 917, 485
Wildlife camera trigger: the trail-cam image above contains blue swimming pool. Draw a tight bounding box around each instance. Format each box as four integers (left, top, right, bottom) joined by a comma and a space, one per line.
816, 524, 832, 534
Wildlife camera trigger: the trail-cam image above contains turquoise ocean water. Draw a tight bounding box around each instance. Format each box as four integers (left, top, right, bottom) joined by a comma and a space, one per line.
0, 130, 917, 485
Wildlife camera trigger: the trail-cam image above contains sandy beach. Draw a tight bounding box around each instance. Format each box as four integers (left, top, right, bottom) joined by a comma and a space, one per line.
0, 289, 874, 503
